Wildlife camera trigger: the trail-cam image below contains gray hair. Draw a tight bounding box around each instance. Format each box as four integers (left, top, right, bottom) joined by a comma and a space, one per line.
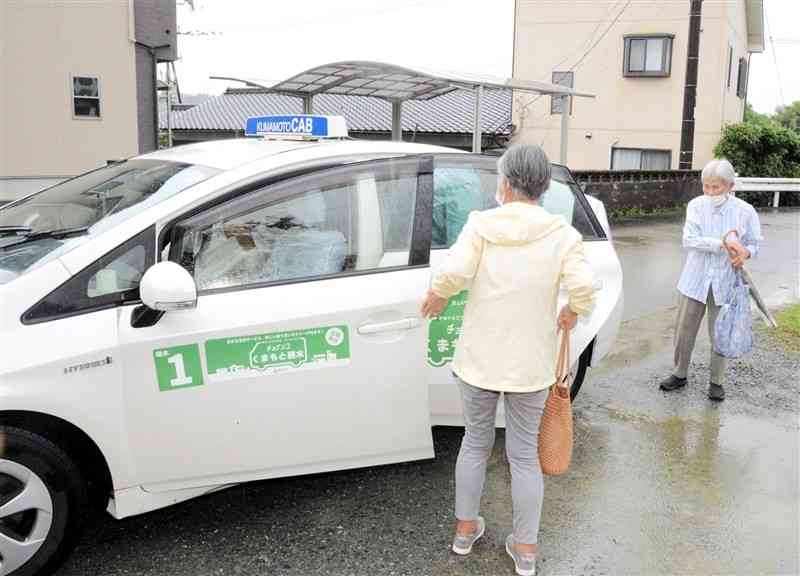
497, 144, 552, 201
701, 158, 737, 184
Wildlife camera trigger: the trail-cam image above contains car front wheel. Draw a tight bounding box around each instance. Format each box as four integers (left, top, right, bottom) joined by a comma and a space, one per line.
0, 426, 87, 576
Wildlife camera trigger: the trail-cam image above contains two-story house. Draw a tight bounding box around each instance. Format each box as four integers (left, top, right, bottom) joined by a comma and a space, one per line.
512, 0, 764, 170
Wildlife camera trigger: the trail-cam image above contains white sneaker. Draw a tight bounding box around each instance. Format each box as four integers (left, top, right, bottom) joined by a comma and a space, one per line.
505, 534, 536, 576
451, 516, 485, 555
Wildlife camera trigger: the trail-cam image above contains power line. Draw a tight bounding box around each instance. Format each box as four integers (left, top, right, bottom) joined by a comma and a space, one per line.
569, 0, 632, 71
765, 8, 786, 107
548, 0, 623, 74
519, 0, 632, 113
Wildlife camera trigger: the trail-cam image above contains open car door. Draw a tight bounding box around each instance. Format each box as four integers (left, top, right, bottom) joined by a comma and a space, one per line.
426, 154, 623, 425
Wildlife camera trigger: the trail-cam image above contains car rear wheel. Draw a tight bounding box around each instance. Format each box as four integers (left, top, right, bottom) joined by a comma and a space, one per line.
0, 427, 87, 576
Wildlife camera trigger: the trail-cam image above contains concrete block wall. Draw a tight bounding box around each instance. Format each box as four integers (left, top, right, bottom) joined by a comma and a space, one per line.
573, 170, 703, 218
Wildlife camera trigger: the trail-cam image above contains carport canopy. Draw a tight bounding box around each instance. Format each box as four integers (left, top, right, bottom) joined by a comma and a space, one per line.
211, 60, 595, 158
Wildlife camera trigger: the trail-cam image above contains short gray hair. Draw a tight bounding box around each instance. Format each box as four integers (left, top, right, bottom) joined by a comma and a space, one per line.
701, 158, 737, 184
497, 144, 552, 201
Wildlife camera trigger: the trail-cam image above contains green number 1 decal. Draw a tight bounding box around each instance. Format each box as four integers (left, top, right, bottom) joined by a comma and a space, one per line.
167, 354, 194, 387
153, 344, 204, 392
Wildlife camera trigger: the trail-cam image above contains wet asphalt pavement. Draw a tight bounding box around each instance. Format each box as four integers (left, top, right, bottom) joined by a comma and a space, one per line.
56, 211, 799, 576
613, 208, 800, 320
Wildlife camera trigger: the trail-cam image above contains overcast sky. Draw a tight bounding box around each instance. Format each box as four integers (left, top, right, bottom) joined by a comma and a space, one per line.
174, 0, 797, 115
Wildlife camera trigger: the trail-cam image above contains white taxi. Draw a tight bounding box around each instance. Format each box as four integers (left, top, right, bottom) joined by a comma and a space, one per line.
0, 115, 622, 575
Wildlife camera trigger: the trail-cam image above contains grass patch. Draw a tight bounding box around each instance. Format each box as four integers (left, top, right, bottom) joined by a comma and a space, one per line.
609, 206, 685, 221
769, 304, 800, 352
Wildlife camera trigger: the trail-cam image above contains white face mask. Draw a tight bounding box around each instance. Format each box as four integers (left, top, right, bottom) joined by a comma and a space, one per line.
709, 194, 728, 207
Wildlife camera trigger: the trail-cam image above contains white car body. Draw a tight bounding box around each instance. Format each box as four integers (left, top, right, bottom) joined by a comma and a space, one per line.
0, 138, 622, 521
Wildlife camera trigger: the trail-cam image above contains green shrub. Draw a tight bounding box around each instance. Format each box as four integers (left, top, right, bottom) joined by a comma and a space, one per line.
714, 122, 800, 207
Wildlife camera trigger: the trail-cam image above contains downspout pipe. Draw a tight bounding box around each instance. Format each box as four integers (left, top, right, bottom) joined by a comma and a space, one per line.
135, 41, 171, 150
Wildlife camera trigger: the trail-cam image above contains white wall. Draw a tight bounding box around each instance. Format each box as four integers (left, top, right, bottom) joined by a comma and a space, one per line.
0, 1, 8, 181
1, 1, 139, 182
0, 177, 68, 204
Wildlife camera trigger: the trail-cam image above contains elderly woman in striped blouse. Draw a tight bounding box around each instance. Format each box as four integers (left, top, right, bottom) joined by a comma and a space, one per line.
659, 158, 762, 401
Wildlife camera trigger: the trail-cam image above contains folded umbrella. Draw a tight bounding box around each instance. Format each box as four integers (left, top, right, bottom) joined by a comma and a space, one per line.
740, 265, 778, 328
723, 230, 778, 328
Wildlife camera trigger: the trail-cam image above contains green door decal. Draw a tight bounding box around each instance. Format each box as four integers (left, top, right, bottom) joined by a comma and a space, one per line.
205, 325, 351, 381
427, 291, 468, 367
153, 344, 205, 391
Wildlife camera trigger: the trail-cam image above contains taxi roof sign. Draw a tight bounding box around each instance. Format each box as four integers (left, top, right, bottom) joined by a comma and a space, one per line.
244, 114, 348, 140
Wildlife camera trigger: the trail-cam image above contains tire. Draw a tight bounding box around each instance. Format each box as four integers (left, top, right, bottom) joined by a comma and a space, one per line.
0, 426, 88, 576
569, 342, 593, 401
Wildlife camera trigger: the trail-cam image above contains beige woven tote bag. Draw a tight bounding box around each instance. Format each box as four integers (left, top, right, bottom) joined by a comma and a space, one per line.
538, 329, 574, 476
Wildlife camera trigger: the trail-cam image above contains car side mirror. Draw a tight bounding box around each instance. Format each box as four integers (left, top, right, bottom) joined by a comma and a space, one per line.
139, 261, 197, 312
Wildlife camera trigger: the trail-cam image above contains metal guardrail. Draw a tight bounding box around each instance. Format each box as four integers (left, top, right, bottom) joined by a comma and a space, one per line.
735, 177, 800, 207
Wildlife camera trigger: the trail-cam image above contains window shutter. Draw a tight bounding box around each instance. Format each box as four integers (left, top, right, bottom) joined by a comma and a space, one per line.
736, 58, 748, 99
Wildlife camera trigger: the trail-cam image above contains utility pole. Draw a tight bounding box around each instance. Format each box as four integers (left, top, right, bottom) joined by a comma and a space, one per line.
679, 0, 703, 170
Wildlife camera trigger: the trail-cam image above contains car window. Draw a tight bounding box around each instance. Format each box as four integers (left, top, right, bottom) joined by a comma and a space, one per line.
377, 174, 417, 251
87, 244, 146, 298
176, 159, 420, 292
433, 157, 602, 248
432, 165, 496, 248
540, 179, 598, 239
0, 159, 219, 285
547, 164, 601, 239
22, 227, 155, 324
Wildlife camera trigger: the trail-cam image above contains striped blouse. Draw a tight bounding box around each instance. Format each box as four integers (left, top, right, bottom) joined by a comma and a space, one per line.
677, 195, 762, 306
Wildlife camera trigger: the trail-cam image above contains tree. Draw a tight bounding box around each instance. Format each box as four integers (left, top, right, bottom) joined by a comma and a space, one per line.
744, 103, 775, 128
774, 101, 800, 133
714, 122, 800, 178
714, 121, 800, 206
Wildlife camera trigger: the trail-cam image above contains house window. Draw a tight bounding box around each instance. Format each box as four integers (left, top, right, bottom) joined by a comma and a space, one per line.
72, 76, 101, 118
611, 148, 671, 170
623, 36, 673, 77
727, 46, 734, 89
550, 71, 574, 115
736, 57, 748, 99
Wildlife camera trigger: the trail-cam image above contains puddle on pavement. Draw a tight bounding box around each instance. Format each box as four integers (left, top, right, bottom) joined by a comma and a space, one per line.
537, 407, 799, 575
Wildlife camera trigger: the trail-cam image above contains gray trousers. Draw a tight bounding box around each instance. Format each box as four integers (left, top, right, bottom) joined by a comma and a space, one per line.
454, 377, 548, 545
673, 289, 727, 384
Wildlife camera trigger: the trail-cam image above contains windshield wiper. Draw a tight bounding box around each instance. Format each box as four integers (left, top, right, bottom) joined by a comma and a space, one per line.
0, 226, 33, 236
24, 226, 90, 239
0, 226, 90, 248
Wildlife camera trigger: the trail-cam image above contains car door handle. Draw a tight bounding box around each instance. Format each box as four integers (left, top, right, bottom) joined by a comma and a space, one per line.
357, 317, 421, 335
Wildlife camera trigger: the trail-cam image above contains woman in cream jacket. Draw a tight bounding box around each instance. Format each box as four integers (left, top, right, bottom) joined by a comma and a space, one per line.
421, 144, 595, 576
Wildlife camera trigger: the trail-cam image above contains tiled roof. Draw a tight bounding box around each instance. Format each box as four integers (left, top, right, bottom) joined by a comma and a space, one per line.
165, 88, 512, 135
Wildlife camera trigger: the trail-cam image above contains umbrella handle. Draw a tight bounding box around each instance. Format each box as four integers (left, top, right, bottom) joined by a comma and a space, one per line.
721, 229, 739, 252
722, 229, 751, 268
726, 234, 778, 328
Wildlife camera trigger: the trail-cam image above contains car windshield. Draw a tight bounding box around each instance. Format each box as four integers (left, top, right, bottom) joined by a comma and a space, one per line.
0, 159, 220, 285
